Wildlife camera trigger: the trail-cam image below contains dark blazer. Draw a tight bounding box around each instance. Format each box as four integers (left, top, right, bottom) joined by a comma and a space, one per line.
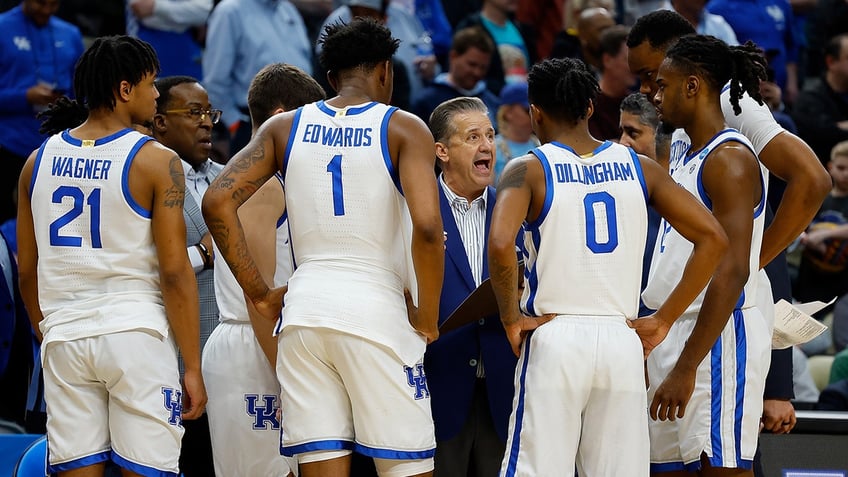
0, 233, 32, 425
424, 182, 517, 442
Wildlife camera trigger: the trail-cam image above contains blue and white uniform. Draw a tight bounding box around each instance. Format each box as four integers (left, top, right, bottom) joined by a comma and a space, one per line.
277, 101, 433, 467
642, 128, 770, 472
203, 174, 296, 477
31, 128, 183, 476
502, 141, 650, 477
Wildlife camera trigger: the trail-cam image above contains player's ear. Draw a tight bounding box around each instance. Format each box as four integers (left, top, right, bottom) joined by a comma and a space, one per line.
586, 99, 595, 121
686, 75, 699, 98
118, 80, 132, 102
152, 112, 167, 133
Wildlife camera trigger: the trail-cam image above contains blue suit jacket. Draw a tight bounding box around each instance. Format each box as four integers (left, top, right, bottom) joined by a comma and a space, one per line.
424, 183, 518, 442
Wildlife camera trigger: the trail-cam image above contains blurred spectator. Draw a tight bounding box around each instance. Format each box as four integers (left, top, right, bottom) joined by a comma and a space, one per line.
413, 26, 500, 126
126, 0, 212, 78
415, 0, 452, 68
793, 141, 848, 355
441, 0, 479, 30
457, 0, 535, 94
493, 81, 537, 182
830, 346, 848, 384
662, 0, 738, 45
289, 0, 334, 43
0, 229, 31, 428
0, 0, 83, 224
202, 0, 312, 157
803, 0, 847, 79
550, 0, 613, 63
589, 25, 635, 140
316, 0, 437, 106
793, 345, 821, 402
817, 379, 848, 411
707, 0, 800, 103
576, 8, 615, 73
515, 0, 564, 60
792, 33, 848, 165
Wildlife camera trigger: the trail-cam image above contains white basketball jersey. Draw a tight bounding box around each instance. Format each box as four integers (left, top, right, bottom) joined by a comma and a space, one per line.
214, 174, 293, 323
521, 141, 648, 318
30, 129, 168, 344
643, 129, 766, 313
280, 101, 421, 364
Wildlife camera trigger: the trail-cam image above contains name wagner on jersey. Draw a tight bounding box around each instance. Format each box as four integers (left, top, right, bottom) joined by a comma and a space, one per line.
51, 156, 112, 180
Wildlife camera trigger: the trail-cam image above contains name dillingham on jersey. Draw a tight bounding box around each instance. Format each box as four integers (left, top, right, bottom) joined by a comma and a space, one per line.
51, 156, 113, 180
553, 160, 635, 185
301, 124, 373, 147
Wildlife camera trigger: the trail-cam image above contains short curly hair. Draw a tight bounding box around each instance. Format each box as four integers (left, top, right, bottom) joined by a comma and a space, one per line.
318, 18, 400, 75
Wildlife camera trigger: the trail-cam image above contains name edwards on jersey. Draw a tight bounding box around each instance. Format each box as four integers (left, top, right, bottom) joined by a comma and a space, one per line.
51, 156, 112, 180
553, 158, 636, 185
301, 124, 373, 148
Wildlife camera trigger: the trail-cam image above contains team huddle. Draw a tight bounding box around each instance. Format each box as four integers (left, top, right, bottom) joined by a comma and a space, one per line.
19, 11, 829, 477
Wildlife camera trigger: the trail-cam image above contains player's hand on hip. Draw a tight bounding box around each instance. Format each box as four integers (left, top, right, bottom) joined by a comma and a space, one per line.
628, 316, 671, 359
405, 288, 438, 344
181, 368, 207, 420
503, 313, 556, 357
650, 366, 696, 421
761, 398, 796, 434
253, 285, 287, 323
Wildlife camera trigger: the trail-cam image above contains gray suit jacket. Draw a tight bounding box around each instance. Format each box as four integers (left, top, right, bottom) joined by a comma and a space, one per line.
183, 161, 224, 350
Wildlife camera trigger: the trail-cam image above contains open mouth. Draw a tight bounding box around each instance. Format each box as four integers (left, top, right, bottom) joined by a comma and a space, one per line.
474, 158, 491, 173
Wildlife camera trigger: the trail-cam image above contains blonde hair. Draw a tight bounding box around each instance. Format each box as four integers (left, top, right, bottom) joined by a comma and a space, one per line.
832, 140, 848, 163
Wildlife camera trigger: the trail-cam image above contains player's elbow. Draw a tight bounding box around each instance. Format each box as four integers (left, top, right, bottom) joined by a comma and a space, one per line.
808, 163, 833, 203
488, 232, 517, 264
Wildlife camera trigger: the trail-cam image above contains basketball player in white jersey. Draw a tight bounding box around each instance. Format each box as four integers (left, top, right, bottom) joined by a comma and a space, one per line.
636, 34, 772, 476
488, 57, 728, 477
626, 10, 830, 440
203, 18, 444, 477
202, 63, 325, 477
16, 36, 206, 476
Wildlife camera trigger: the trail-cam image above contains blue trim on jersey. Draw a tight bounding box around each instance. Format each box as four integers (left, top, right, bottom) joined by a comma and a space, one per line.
354, 443, 435, 460
682, 129, 736, 167
112, 451, 179, 477
503, 331, 533, 477
651, 461, 686, 472
550, 140, 613, 157
281, 439, 354, 457
121, 136, 154, 219
315, 100, 379, 117
695, 133, 761, 213
710, 332, 723, 464
380, 107, 401, 194
282, 107, 304, 181
61, 128, 135, 147
522, 228, 542, 316
28, 139, 49, 200
696, 161, 712, 210
48, 450, 110, 473
732, 308, 747, 468
721, 83, 731, 94
628, 147, 649, 203
524, 149, 553, 230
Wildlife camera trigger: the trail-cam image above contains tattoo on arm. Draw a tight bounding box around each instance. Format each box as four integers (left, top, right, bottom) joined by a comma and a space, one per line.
490, 260, 518, 325
207, 134, 273, 207
164, 156, 185, 208
499, 161, 527, 190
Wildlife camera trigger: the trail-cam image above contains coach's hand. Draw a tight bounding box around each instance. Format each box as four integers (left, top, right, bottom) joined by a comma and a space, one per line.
182, 368, 207, 420
405, 289, 438, 344
650, 365, 696, 421
503, 313, 556, 357
628, 315, 672, 359
761, 398, 796, 434
253, 285, 287, 323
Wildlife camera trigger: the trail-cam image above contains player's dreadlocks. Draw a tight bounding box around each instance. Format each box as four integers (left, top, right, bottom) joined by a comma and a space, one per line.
38, 36, 159, 135
665, 34, 767, 115
528, 57, 599, 125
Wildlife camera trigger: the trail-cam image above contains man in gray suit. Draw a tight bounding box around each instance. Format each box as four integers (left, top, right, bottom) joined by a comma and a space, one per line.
152, 75, 224, 476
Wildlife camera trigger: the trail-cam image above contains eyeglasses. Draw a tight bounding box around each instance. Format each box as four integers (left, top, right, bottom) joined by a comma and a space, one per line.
163, 108, 222, 125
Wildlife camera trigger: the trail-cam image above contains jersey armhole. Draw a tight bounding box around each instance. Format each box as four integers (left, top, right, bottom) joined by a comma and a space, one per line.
281, 107, 305, 181
524, 147, 553, 231
28, 138, 50, 200
380, 106, 401, 194
121, 136, 154, 219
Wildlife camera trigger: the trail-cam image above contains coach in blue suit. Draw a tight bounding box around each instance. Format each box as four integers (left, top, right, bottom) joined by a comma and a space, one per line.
424, 97, 519, 476
0, 231, 32, 427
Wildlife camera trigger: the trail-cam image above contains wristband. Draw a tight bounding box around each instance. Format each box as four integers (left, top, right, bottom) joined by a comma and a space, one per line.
196, 242, 212, 270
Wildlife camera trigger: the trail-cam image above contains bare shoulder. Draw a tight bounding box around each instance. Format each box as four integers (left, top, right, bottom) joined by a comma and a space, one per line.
387, 108, 430, 137
499, 153, 540, 190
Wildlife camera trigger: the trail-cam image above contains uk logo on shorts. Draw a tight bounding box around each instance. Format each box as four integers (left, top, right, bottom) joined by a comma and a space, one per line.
245, 394, 280, 430
161, 387, 183, 426
404, 363, 429, 400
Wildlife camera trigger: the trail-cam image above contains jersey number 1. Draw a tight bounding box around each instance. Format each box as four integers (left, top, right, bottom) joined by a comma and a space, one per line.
49, 185, 102, 248
326, 154, 345, 216
584, 191, 618, 253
